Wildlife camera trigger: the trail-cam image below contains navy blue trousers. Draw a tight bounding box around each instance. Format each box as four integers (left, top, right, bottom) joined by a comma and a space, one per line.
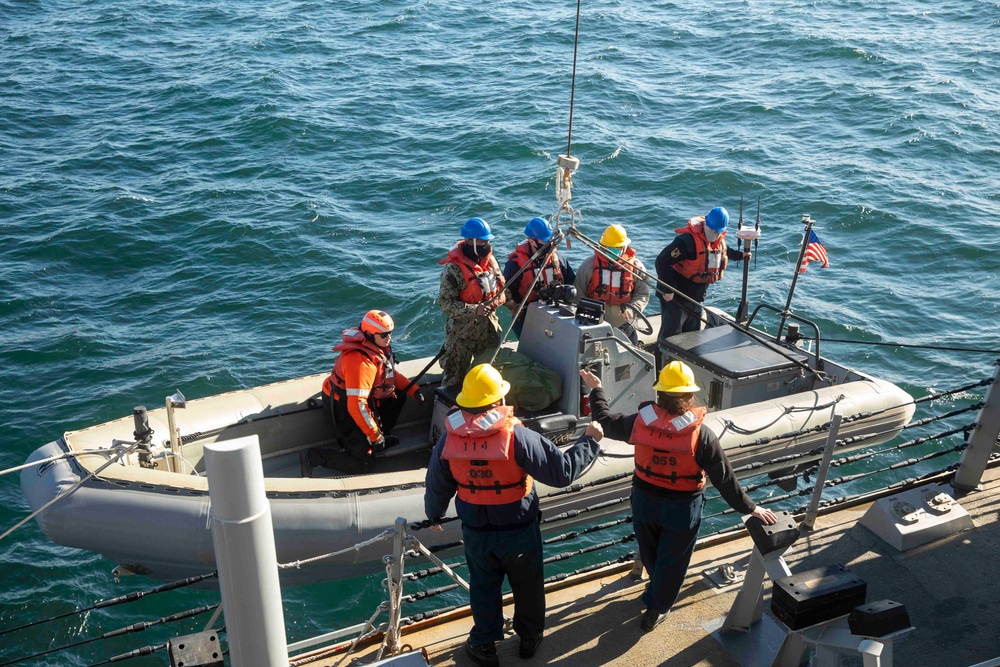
462, 520, 545, 646
631, 482, 704, 614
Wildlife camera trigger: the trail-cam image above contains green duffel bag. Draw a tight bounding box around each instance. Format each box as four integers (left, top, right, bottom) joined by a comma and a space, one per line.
473, 347, 562, 412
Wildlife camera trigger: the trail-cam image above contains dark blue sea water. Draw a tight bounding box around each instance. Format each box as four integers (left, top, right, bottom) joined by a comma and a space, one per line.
2, 0, 999, 664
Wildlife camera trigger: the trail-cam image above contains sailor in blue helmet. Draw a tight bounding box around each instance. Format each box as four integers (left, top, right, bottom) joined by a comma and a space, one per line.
438, 217, 507, 388
503, 216, 575, 339
655, 206, 750, 346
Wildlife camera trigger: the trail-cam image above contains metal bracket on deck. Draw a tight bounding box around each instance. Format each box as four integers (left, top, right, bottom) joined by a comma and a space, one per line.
858, 484, 973, 551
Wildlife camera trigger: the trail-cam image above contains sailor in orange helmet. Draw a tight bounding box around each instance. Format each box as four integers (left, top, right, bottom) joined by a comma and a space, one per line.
306, 310, 424, 475
580, 362, 776, 632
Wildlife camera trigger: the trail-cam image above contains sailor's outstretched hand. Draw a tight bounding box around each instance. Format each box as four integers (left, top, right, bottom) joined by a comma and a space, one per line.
579, 368, 601, 389
585, 420, 604, 441
750, 506, 778, 525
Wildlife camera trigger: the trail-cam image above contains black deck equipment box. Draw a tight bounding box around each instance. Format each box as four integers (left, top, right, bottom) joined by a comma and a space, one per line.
746, 510, 800, 555
848, 599, 912, 638
771, 563, 867, 631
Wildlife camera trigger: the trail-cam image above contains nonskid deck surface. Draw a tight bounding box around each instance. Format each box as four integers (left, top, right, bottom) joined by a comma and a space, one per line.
294, 468, 1000, 667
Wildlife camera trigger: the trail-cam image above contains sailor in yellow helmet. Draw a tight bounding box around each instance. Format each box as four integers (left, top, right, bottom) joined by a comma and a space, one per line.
425, 364, 604, 666
573, 223, 650, 344
580, 361, 776, 633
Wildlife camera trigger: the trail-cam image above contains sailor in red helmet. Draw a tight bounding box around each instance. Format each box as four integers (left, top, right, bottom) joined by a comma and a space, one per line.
306, 310, 423, 475
573, 223, 650, 344
580, 362, 776, 633
424, 363, 604, 667
656, 206, 749, 342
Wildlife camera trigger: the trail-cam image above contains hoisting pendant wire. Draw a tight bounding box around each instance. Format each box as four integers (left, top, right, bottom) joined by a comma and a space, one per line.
566, 0, 583, 158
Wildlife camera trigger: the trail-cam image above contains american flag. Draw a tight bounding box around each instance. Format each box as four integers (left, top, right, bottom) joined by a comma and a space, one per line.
799, 229, 829, 273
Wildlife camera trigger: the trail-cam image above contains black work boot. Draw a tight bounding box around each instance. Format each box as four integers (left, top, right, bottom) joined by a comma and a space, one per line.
464, 638, 499, 667
519, 633, 543, 658
640, 608, 668, 632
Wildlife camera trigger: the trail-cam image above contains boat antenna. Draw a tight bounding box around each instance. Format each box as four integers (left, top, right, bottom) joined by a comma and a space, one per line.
777, 214, 815, 341
735, 197, 762, 325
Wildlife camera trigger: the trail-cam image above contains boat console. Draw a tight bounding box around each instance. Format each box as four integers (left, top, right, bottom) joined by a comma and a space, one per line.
660, 326, 816, 411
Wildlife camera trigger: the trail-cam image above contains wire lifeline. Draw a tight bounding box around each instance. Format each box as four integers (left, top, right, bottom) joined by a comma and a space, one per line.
277, 527, 395, 569
0, 571, 217, 637
0, 604, 218, 667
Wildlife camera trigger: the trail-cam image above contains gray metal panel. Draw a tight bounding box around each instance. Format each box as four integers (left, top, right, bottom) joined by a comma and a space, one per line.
517, 303, 616, 416
662, 326, 809, 379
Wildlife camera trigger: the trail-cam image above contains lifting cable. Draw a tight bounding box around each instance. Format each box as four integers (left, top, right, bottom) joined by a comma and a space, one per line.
565, 0, 583, 158
0, 604, 218, 667
0, 571, 217, 637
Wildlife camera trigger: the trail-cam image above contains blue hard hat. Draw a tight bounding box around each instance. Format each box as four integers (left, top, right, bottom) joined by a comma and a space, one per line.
460, 217, 493, 240
705, 207, 729, 232
524, 216, 553, 242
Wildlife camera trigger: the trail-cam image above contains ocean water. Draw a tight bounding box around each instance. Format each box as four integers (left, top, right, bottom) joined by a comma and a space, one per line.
1, 0, 999, 664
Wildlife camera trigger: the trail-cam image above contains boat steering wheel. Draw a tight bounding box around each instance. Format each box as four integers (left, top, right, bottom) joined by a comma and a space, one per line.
622, 303, 654, 336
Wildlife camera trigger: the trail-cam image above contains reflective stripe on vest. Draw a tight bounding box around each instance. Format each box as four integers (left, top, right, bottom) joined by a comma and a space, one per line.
439, 245, 504, 304
587, 248, 638, 305
328, 328, 397, 401
630, 403, 707, 491
440, 406, 534, 505
671, 217, 728, 284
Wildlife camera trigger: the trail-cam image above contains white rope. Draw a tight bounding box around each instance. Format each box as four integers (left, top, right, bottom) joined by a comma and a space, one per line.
0, 447, 126, 477
276, 528, 396, 570
0, 443, 140, 543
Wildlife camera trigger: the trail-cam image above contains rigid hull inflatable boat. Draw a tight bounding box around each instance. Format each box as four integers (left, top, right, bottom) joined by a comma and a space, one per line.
21, 300, 914, 585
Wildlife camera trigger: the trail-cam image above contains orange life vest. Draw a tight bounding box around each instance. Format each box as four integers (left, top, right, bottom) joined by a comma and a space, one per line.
671, 217, 728, 284
440, 406, 534, 505
587, 247, 638, 305
321, 328, 397, 401
439, 244, 504, 304
630, 403, 707, 491
507, 240, 564, 304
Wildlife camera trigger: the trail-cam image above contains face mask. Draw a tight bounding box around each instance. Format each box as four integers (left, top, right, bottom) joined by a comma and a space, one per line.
704, 228, 722, 242
474, 240, 492, 259
605, 246, 623, 257
462, 239, 492, 261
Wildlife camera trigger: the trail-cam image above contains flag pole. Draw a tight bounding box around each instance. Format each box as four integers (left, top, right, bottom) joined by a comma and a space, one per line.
776, 214, 815, 341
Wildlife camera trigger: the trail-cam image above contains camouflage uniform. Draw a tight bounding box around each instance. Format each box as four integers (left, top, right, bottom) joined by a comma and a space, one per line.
439, 259, 505, 387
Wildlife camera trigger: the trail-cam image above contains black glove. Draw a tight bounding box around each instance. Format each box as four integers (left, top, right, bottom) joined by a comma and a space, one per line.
370, 436, 386, 454
384, 435, 400, 448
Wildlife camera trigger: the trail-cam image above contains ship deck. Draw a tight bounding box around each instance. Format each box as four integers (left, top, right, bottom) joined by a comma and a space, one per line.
296, 465, 1000, 667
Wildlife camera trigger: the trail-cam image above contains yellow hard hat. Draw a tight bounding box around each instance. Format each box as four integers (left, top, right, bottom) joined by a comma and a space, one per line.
599, 224, 630, 248
456, 363, 511, 408
653, 361, 701, 393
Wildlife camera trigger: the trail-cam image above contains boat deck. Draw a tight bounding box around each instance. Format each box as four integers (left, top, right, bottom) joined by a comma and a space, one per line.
296, 465, 1000, 667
